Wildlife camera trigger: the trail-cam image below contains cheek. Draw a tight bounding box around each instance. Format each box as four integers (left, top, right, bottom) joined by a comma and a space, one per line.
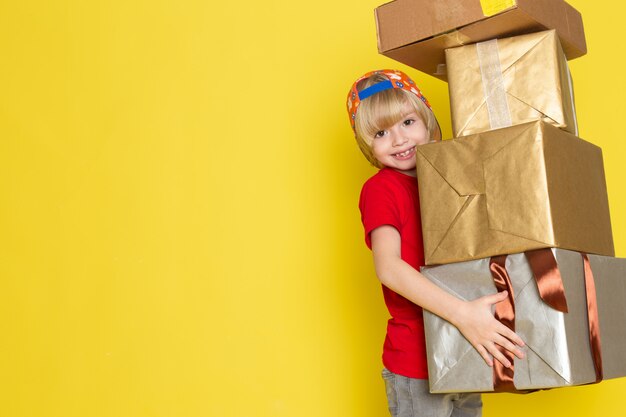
413, 125, 429, 140
370, 141, 386, 158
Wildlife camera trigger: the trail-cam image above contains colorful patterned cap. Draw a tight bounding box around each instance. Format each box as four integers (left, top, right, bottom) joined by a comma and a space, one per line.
346, 69, 432, 134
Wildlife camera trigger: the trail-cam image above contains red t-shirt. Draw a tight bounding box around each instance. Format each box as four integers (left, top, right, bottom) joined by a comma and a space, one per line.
359, 167, 428, 379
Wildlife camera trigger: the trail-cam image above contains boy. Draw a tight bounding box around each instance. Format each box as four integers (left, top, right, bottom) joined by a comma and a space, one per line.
347, 69, 526, 417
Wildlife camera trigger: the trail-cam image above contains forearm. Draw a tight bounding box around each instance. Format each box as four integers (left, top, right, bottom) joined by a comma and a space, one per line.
373, 252, 468, 326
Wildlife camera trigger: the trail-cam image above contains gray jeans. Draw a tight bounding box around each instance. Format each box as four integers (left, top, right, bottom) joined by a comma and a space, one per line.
382, 368, 482, 417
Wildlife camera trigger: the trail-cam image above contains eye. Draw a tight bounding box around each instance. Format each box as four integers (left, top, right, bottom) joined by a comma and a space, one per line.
403, 118, 415, 126
374, 130, 386, 139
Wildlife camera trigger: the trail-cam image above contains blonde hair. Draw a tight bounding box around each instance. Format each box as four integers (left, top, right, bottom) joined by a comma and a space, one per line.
353, 73, 441, 168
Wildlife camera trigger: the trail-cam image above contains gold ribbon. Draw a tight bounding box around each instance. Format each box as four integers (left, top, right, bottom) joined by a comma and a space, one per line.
488, 249, 603, 391
476, 39, 513, 130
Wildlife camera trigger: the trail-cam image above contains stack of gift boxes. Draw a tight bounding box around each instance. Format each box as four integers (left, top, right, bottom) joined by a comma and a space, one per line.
375, 0, 626, 393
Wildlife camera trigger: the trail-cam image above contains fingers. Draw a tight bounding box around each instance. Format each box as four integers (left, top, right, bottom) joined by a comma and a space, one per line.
476, 342, 511, 368
474, 344, 493, 367
471, 323, 526, 366
493, 333, 525, 359
461, 294, 528, 368
481, 291, 527, 348
482, 290, 508, 305
488, 345, 512, 368
500, 326, 525, 347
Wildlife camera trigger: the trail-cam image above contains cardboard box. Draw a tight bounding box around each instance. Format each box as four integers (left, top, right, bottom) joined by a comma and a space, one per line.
375, 0, 586, 80
446, 30, 577, 137
421, 249, 626, 393
415, 121, 614, 265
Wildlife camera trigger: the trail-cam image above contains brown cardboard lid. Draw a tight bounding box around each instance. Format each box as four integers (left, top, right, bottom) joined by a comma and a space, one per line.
375, 0, 586, 79
376, 0, 489, 53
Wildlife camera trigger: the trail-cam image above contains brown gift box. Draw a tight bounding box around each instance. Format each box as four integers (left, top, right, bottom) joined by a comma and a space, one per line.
375, 0, 586, 80
446, 30, 577, 138
415, 121, 614, 266
421, 249, 626, 393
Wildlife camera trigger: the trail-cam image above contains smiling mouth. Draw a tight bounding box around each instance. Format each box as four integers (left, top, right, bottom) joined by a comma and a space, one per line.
392, 146, 416, 159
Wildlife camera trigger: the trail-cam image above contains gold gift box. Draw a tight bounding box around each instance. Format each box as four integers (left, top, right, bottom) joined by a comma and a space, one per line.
415, 121, 614, 266
421, 249, 626, 393
446, 30, 577, 137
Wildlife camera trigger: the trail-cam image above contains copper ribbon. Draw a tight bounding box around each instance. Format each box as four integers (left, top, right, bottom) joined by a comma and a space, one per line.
525, 249, 569, 313
489, 255, 516, 392
488, 249, 603, 391
582, 253, 603, 383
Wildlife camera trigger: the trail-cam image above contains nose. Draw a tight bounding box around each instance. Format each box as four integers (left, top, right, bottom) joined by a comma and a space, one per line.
390, 127, 407, 147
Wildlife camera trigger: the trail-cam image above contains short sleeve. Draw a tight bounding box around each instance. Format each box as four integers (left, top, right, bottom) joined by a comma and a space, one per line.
359, 177, 402, 249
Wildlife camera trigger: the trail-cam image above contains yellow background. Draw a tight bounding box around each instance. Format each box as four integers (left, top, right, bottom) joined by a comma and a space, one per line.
1, 0, 624, 416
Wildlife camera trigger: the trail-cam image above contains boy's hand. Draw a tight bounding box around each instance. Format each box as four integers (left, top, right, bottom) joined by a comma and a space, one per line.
452, 291, 525, 368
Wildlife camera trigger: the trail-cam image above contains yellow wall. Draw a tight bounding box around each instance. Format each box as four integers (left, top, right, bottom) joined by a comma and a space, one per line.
0, 1, 624, 416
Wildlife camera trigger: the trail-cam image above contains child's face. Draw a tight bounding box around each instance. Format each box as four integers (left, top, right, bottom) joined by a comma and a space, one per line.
370, 105, 430, 176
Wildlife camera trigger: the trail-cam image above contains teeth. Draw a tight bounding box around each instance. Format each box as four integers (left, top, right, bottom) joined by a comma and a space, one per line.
395, 147, 414, 157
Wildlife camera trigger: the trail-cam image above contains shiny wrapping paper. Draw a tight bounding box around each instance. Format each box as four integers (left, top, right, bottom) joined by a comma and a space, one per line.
446, 30, 577, 138
421, 249, 626, 393
415, 120, 614, 266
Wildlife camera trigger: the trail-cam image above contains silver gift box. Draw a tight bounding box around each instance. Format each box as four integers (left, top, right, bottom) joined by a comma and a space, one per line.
421, 249, 626, 393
